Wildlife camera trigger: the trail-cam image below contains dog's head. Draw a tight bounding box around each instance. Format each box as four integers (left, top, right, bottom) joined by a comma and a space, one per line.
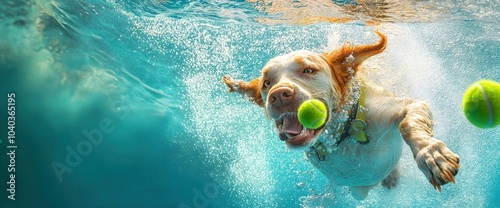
242, 31, 386, 148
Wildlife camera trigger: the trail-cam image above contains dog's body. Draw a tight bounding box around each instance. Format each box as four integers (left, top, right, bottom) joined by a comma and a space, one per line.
222, 31, 460, 200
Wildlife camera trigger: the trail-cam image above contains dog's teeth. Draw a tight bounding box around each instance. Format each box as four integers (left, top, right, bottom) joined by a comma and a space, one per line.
297, 125, 306, 136
277, 112, 297, 120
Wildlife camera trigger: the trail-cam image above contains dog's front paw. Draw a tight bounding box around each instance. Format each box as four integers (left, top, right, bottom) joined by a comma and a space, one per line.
415, 139, 460, 192
222, 75, 238, 93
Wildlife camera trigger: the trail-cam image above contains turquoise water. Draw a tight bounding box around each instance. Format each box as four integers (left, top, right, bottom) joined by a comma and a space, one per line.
0, 0, 499, 207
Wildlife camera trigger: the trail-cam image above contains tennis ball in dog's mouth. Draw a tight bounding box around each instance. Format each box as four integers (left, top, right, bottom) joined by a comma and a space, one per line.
298, 99, 327, 130
462, 80, 500, 128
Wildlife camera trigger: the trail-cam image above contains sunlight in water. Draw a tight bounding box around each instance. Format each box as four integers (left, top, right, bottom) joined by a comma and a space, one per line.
247, 0, 445, 24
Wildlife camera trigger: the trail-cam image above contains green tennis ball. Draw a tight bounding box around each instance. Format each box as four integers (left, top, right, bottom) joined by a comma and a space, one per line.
298, 99, 327, 130
462, 80, 500, 128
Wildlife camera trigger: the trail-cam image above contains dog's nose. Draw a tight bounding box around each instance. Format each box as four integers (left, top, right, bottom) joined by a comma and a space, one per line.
269, 87, 294, 107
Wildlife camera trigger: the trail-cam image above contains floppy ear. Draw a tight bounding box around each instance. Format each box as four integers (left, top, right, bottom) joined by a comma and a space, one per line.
323, 30, 387, 97
222, 75, 264, 106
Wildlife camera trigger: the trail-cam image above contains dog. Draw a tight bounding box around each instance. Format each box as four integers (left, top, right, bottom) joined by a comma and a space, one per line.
221, 31, 460, 200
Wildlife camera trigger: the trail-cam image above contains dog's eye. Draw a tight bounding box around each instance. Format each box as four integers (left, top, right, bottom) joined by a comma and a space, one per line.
303, 68, 315, 74
263, 80, 271, 88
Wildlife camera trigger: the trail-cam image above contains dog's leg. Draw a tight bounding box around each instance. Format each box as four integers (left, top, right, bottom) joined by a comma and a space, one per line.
399, 100, 460, 191
381, 164, 400, 189
222, 75, 263, 106
349, 185, 373, 200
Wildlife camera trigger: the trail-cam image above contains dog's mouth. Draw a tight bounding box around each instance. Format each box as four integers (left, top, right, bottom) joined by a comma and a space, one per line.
275, 112, 326, 147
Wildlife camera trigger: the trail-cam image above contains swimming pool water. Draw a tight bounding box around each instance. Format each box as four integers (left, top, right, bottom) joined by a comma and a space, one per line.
0, 0, 499, 207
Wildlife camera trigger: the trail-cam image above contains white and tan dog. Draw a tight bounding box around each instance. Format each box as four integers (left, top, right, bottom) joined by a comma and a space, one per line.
222, 31, 460, 200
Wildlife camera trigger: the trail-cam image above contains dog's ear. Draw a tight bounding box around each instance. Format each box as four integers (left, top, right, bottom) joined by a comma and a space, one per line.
323, 30, 387, 95
222, 75, 264, 106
